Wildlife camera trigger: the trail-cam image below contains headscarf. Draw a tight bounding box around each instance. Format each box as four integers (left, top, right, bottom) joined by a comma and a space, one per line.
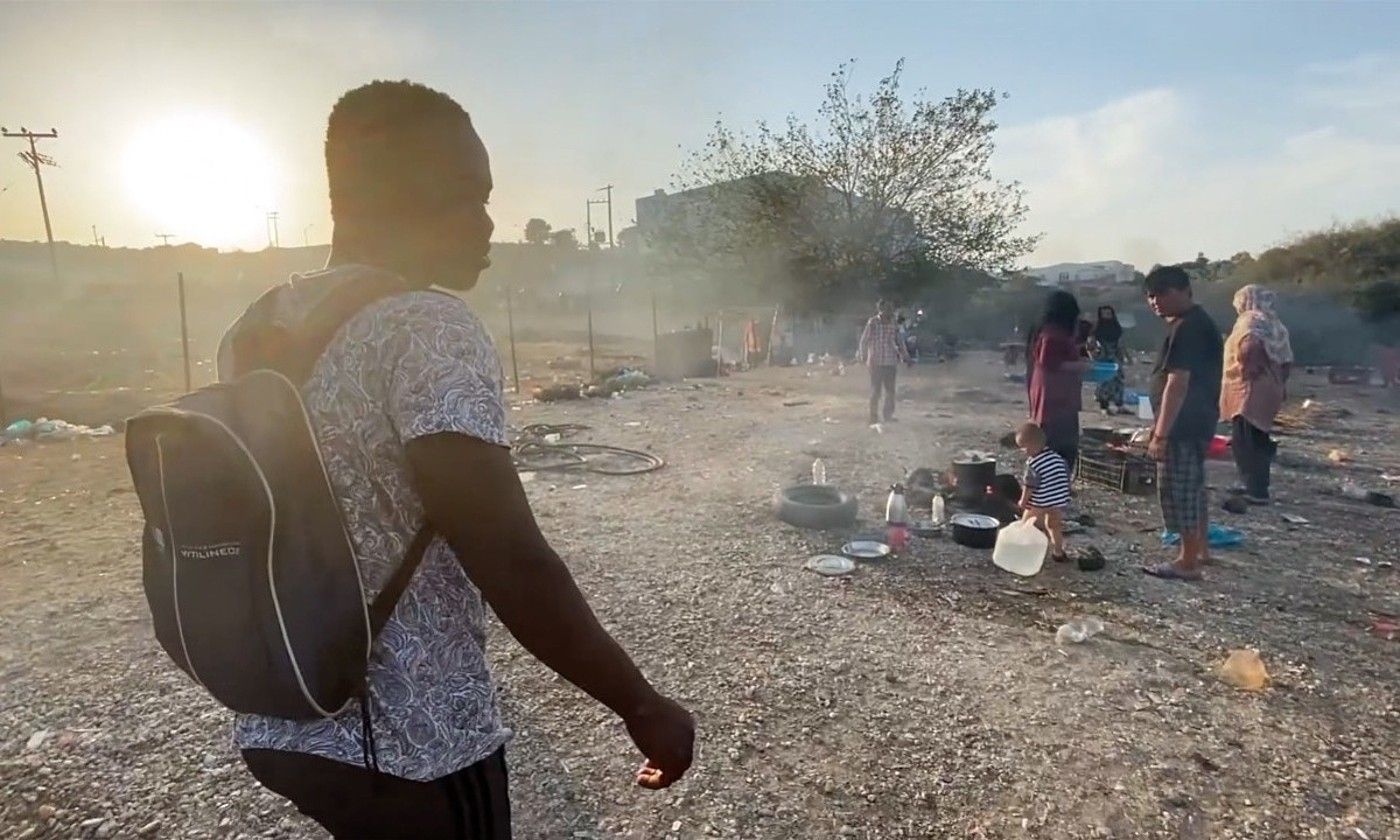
1092, 306, 1123, 343
1230, 284, 1293, 365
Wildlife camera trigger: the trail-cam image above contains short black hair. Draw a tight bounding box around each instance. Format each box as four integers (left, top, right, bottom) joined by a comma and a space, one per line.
1144, 265, 1191, 294
325, 80, 471, 222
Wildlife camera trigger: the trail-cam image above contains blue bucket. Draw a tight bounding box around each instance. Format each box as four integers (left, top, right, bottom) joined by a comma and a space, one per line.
1087, 361, 1119, 384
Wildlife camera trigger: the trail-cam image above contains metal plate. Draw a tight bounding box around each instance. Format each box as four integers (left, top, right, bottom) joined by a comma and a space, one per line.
949, 513, 1000, 530
842, 540, 893, 560
805, 555, 857, 577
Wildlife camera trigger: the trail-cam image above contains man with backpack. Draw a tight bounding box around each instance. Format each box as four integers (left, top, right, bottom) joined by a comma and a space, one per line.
130, 81, 693, 838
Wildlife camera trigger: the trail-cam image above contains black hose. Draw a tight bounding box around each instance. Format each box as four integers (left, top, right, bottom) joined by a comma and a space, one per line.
510, 425, 665, 475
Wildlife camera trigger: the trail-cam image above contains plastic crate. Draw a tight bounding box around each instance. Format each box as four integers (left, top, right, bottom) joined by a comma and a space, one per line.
1077, 445, 1156, 496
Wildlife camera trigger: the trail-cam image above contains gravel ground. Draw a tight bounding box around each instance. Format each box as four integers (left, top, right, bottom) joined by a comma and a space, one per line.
2, 353, 1398, 839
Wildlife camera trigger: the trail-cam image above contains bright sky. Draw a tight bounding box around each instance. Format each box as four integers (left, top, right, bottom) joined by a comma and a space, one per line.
1, 2, 1397, 269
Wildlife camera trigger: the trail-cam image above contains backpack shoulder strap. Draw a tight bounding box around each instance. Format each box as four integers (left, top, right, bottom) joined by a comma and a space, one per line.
368, 524, 436, 636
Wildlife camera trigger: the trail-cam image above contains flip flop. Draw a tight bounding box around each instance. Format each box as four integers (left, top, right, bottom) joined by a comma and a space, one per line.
1142, 562, 1203, 582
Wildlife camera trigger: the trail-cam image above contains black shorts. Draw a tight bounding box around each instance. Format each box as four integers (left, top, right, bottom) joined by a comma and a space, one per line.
242, 748, 511, 840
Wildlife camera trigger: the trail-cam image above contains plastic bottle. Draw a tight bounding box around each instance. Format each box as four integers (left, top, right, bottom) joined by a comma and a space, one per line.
812, 459, 827, 486
930, 494, 946, 526
992, 519, 1048, 577
886, 484, 910, 553
1055, 617, 1105, 645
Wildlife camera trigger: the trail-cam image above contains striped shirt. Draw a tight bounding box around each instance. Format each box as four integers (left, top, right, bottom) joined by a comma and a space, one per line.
1024, 449, 1071, 508
858, 317, 909, 367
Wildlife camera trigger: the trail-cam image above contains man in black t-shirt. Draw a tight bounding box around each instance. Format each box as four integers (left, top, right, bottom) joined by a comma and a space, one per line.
1143, 266, 1223, 581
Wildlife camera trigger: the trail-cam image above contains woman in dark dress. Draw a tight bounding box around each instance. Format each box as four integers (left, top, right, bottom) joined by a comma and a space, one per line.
1089, 305, 1128, 413
1027, 291, 1090, 471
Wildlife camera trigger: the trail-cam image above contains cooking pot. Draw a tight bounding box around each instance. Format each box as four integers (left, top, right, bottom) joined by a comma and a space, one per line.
950, 513, 1000, 549
951, 456, 997, 502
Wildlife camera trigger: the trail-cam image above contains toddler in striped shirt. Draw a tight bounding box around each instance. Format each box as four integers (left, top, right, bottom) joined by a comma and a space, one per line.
1015, 420, 1071, 563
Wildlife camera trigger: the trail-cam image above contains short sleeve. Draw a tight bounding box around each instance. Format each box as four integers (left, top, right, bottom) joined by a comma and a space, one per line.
1036, 330, 1075, 369
1022, 462, 1041, 490
379, 293, 508, 447
1165, 318, 1208, 373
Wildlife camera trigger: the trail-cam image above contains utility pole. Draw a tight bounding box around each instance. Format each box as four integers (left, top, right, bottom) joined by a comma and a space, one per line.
92, 225, 100, 247
587, 198, 607, 249
597, 184, 614, 248
266, 211, 280, 248
156, 233, 174, 246
303, 224, 313, 247
2, 126, 60, 280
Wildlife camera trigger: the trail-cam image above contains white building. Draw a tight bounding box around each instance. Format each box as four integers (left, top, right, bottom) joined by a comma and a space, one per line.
1025, 260, 1137, 288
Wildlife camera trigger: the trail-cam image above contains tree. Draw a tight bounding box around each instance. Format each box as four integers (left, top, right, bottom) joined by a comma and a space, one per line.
549, 228, 579, 249
524, 218, 552, 245
657, 59, 1038, 310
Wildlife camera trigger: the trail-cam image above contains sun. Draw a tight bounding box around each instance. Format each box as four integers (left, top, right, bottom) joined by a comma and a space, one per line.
122, 114, 275, 249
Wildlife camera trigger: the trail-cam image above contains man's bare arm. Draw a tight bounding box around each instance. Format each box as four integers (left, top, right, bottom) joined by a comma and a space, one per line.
406, 432, 694, 788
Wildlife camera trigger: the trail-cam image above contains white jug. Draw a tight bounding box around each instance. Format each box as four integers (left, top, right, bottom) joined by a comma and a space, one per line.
992, 519, 1048, 577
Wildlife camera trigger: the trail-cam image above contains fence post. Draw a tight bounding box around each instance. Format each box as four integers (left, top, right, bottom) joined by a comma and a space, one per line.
177, 272, 192, 392
504, 282, 521, 394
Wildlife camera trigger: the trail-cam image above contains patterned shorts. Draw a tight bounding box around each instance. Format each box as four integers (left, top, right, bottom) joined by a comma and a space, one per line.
1158, 439, 1208, 533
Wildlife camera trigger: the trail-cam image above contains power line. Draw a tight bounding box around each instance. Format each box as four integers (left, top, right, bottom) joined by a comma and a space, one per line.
2, 126, 60, 280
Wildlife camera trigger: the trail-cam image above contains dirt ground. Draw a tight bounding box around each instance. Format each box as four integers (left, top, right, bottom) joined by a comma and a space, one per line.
2, 350, 1398, 839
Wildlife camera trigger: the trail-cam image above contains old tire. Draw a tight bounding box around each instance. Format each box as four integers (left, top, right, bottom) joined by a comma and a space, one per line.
773, 485, 858, 530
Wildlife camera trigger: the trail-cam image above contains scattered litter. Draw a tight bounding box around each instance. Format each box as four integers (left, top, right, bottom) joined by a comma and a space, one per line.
570, 484, 589, 491
871, 423, 884, 434
1055, 617, 1105, 645
1328, 448, 1353, 464
1162, 524, 1245, 549
623, 421, 642, 427
534, 384, 582, 402
24, 729, 50, 751
1369, 616, 1398, 641
1217, 649, 1270, 691
1222, 496, 1250, 515
1075, 545, 1107, 572
1280, 513, 1309, 524
1355, 557, 1373, 566
1381, 473, 1400, 483
2, 418, 115, 442
519, 471, 536, 484
804, 555, 856, 577
782, 400, 812, 408
1340, 483, 1397, 508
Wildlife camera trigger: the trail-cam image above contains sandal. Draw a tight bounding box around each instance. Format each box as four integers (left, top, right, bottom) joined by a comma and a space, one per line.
1142, 562, 1203, 582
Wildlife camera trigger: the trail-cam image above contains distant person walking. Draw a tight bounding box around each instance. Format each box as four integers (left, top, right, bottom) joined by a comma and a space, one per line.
1143, 266, 1223, 581
1089, 305, 1128, 414
1221, 284, 1292, 504
858, 299, 910, 424
230, 81, 693, 838
1027, 290, 1089, 471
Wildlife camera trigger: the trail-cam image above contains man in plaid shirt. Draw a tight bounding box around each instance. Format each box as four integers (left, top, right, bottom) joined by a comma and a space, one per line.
857, 299, 911, 424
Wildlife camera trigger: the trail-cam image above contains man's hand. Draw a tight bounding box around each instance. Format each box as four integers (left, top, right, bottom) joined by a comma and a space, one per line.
626, 694, 695, 790
1147, 433, 1168, 462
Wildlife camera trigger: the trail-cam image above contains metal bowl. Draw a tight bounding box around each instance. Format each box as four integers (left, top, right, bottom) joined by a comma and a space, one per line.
841, 540, 893, 560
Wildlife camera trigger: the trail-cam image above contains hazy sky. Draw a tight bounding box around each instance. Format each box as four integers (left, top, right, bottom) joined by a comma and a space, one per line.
1, 2, 1397, 269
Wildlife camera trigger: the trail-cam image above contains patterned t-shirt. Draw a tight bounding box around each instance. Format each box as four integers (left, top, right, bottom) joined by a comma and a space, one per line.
232, 285, 512, 782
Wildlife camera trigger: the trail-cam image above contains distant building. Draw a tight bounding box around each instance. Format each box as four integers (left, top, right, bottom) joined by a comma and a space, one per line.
635, 173, 917, 257
1024, 260, 1137, 290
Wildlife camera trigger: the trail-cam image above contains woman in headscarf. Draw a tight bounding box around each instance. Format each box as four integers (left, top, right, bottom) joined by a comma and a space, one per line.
1027, 290, 1090, 471
1221, 285, 1293, 503
1088, 305, 1128, 414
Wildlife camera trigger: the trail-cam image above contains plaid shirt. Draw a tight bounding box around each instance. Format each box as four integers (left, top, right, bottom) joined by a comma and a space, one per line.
859, 317, 909, 367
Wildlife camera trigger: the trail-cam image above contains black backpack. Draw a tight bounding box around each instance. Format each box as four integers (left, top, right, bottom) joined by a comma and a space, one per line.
125, 268, 432, 721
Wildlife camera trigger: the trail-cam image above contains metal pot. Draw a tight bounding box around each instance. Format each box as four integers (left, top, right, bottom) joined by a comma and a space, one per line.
951, 457, 997, 502
949, 513, 1001, 549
